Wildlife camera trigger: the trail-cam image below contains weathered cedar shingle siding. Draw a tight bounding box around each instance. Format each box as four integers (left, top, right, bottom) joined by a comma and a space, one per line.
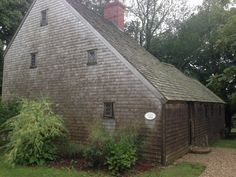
2, 0, 163, 163
2, 0, 226, 165
164, 103, 189, 164
191, 103, 225, 145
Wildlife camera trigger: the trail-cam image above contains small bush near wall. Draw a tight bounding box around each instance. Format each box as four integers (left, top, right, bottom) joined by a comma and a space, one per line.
0, 98, 67, 166
83, 120, 141, 176
57, 140, 85, 159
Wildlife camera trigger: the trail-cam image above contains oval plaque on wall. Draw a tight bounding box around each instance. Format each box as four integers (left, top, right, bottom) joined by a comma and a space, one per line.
145, 112, 156, 120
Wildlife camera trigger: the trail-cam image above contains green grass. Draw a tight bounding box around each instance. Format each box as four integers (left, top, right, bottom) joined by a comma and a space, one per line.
0, 155, 205, 177
135, 162, 205, 177
212, 139, 236, 149
0, 164, 108, 177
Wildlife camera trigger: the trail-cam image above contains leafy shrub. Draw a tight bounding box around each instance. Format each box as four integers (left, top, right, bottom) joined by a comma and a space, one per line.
106, 138, 137, 175
2, 98, 67, 166
0, 99, 20, 126
57, 141, 84, 159
82, 120, 112, 168
106, 128, 139, 175
83, 120, 140, 175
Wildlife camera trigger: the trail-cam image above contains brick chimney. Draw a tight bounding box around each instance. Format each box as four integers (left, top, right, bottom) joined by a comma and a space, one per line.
104, 0, 125, 31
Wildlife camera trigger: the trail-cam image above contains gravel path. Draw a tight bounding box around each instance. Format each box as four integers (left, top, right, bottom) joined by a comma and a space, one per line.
179, 148, 236, 177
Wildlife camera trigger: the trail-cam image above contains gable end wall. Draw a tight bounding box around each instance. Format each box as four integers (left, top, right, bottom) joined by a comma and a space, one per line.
3, 0, 163, 163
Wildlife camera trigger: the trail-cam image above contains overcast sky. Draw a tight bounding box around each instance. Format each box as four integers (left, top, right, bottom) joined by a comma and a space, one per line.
189, 0, 203, 6
125, 0, 204, 7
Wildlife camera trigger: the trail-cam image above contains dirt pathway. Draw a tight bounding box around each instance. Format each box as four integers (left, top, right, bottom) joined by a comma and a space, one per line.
179, 148, 236, 177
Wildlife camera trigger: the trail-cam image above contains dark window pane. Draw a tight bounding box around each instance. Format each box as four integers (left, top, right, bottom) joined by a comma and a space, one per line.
87, 50, 97, 65
30, 53, 37, 69
41, 9, 48, 26
104, 102, 114, 119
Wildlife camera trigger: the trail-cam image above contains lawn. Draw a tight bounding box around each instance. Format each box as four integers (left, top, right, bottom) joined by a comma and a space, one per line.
212, 139, 236, 149
135, 162, 205, 177
0, 159, 205, 177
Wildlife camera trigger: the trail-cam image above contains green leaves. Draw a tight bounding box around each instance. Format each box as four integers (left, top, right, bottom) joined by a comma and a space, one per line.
106, 137, 137, 176
2, 98, 67, 166
207, 65, 236, 102
82, 120, 140, 176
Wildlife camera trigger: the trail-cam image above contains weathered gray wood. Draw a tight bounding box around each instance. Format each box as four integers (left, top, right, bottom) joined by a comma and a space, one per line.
2, 0, 163, 163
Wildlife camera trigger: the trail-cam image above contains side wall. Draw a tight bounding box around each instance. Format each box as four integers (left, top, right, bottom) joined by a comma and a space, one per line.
2, 0, 163, 163
164, 102, 225, 164
163, 103, 189, 164
191, 103, 225, 145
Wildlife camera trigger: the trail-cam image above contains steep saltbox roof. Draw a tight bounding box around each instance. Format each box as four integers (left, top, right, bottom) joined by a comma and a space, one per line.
65, 0, 224, 103
4, 0, 224, 104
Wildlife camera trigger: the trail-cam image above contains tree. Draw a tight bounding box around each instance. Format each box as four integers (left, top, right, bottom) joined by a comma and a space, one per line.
207, 66, 236, 130
0, 0, 32, 46
0, 0, 33, 94
126, 0, 190, 49
149, 4, 236, 83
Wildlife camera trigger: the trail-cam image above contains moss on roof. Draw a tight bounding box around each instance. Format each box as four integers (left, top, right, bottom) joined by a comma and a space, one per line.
66, 0, 224, 103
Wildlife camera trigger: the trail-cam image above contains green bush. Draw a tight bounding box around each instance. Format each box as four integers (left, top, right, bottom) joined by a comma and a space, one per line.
83, 120, 140, 175
0, 99, 20, 126
1, 98, 67, 166
106, 135, 137, 175
82, 120, 112, 168
57, 141, 84, 159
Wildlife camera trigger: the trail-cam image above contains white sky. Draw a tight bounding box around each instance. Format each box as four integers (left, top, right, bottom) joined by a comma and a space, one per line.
124, 0, 204, 7
189, 0, 203, 6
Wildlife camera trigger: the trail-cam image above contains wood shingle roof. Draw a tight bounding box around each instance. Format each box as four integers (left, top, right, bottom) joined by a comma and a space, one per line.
66, 0, 224, 103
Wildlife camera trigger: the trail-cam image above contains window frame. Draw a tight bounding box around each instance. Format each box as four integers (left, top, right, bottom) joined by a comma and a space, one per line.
30, 52, 37, 69
87, 49, 97, 66
40, 9, 48, 27
103, 102, 114, 119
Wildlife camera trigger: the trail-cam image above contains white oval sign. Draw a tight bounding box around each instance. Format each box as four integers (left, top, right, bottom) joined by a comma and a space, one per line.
145, 112, 156, 120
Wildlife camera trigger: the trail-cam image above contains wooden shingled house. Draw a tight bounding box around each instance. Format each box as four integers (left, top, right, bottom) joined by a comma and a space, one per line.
2, 0, 225, 164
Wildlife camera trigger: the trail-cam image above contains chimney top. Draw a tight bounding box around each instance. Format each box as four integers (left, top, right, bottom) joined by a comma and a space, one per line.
104, 0, 125, 31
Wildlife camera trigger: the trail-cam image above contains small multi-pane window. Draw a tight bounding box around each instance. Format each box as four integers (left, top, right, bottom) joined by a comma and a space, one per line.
41, 9, 48, 26
104, 102, 114, 119
30, 53, 37, 69
87, 49, 97, 65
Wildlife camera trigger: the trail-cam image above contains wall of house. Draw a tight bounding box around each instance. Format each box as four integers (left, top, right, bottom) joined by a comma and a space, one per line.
191, 102, 225, 145
163, 103, 189, 164
2, 0, 163, 163
163, 102, 225, 164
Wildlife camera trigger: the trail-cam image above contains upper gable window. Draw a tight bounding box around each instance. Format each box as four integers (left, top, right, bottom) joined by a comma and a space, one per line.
30, 53, 37, 69
40, 9, 48, 26
87, 49, 97, 65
